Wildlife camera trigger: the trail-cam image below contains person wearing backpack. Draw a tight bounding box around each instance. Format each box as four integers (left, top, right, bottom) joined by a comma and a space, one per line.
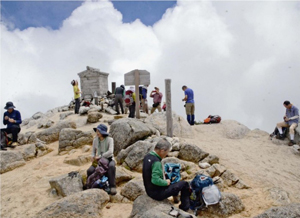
150, 87, 163, 114
142, 139, 190, 211
1, 102, 22, 148
114, 85, 125, 115
275, 101, 299, 146
141, 85, 149, 114
86, 124, 117, 195
182, 85, 195, 125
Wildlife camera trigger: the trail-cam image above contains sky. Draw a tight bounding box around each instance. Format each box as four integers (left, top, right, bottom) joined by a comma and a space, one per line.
1, 0, 300, 132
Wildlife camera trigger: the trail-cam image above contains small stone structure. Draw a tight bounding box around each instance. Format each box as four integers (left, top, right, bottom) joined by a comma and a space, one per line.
78, 66, 109, 98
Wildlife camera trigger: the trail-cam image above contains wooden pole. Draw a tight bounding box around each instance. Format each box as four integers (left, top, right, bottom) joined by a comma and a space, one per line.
112, 82, 116, 94
165, 79, 173, 137
135, 70, 140, 119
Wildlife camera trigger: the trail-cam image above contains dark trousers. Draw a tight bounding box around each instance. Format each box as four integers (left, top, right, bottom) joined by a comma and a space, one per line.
1, 127, 21, 142
115, 94, 124, 114
129, 102, 136, 118
147, 181, 190, 211
87, 160, 116, 188
75, 98, 80, 114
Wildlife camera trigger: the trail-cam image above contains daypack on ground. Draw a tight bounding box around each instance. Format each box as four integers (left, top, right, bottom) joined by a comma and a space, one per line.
124, 90, 134, 106
86, 157, 109, 189
164, 163, 181, 184
204, 115, 221, 124
189, 174, 221, 215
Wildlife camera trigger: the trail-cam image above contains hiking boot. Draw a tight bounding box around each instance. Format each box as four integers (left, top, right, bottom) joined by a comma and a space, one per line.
11, 142, 19, 147
288, 140, 296, 146
276, 134, 285, 140
173, 195, 180, 204
109, 187, 117, 195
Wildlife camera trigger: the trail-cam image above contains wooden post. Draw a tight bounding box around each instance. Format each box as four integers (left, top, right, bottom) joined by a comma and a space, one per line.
165, 79, 173, 137
112, 82, 116, 94
135, 70, 140, 119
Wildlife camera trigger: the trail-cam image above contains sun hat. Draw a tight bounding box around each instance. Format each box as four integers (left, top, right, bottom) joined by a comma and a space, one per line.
93, 124, 109, 136
4, 102, 15, 110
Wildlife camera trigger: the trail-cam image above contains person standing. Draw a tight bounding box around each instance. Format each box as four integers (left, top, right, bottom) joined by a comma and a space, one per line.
1, 102, 22, 148
128, 87, 136, 118
142, 139, 190, 211
71, 80, 81, 114
114, 85, 125, 115
276, 101, 299, 146
150, 87, 163, 114
87, 124, 117, 195
141, 85, 149, 114
182, 85, 195, 125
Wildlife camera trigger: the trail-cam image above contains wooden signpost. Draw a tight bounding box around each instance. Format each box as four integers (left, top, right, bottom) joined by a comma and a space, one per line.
165, 79, 173, 137
124, 69, 150, 119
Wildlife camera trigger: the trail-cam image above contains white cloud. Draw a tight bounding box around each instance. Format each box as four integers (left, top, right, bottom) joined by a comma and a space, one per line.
1, 0, 299, 131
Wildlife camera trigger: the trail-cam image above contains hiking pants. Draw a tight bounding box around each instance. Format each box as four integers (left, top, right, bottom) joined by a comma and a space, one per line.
1, 127, 21, 143
129, 102, 136, 118
114, 94, 124, 114
87, 159, 116, 188
151, 103, 162, 114
74, 98, 80, 114
185, 103, 195, 115
142, 98, 149, 114
277, 122, 298, 135
147, 181, 190, 211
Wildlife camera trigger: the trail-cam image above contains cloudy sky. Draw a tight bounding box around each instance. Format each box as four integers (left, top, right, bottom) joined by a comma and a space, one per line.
1, 0, 299, 132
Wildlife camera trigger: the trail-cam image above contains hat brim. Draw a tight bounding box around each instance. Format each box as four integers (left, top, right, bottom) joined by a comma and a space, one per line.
4, 106, 15, 109
93, 127, 109, 136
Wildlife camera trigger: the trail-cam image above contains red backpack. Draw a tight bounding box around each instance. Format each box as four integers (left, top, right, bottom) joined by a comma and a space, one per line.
124, 90, 134, 106
204, 115, 221, 124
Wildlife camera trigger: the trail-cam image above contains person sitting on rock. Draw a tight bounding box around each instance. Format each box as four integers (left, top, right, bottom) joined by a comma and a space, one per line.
275, 100, 299, 146
142, 139, 190, 211
1, 102, 22, 148
87, 124, 117, 195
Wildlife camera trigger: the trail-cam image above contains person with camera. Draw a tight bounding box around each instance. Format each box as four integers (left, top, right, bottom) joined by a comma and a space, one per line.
150, 87, 163, 114
182, 85, 195, 125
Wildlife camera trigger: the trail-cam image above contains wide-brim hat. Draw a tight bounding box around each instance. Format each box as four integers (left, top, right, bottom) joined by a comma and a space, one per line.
93, 124, 109, 136
4, 102, 15, 110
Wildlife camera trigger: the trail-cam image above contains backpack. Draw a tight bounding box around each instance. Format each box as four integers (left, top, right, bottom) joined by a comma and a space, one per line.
189, 174, 221, 215
164, 163, 181, 184
204, 115, 221, 124
124, 90, 134, 106
0, 131, 11, 147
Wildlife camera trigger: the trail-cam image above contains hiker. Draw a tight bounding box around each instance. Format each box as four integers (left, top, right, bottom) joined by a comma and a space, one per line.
114, 85, 125, 115
275, 101, 299, 146
182, 85, 195, 125
150, 87, 163, 114
71, 80, 81, 114
1, 102, 22, 148
141, 85, 149, 114
128, 87, 136, 118
87, 124, 117, 195
142, 139, 190, 211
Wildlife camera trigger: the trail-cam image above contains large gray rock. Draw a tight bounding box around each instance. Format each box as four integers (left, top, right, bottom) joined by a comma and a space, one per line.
19, 144, 36, 160
0, 151, 26, 174
178, 143, 209, 163
32, 111, 45, 120
116, 166, 133, 185
254, 203, 300, 218
63, 154, 90, 166
87, 112, 103, 123
79, 106, 90, 115
49, 172, 83, 197
18, 131, 37, 145
60, 112, 73, 120
222, 120, 250, 139
199, 192, 245, 217
35, 189, 109, 218
120, 179, 145, 201
144, 112, 194, 138
220, 169, 239, 187
35, 121, 76, 143
116, 141, 155, 172
58, 128, 93, 153
200, 154, 219, 165
110, 118, 156, 156
130, 194, 172, 218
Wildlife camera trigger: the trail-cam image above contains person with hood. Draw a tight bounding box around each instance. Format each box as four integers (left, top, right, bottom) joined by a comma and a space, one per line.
71, 80, 81, 114
1, 102, 22, 148
87, 124, 117, 195
114, 85, 125, 115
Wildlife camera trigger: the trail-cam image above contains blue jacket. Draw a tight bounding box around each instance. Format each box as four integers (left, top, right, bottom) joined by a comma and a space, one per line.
3, 109, 22, 128
286, 105, 299, 125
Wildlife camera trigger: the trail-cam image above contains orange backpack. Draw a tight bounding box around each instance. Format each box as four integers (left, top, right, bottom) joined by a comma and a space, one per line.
204, 115, 221, 124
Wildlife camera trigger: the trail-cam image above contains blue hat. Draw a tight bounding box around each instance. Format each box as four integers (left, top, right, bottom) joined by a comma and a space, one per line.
93, 124, 109, 136
4, 102, 15, 110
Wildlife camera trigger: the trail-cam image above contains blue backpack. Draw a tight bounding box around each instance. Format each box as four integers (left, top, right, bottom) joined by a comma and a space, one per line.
164, 163, 181, 184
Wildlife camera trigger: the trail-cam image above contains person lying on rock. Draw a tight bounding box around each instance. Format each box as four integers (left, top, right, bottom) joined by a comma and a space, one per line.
87, 124, 117, 195
142, 139, 190, 211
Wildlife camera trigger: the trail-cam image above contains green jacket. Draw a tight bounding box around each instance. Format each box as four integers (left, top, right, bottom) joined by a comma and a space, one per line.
150, 151, 168, 186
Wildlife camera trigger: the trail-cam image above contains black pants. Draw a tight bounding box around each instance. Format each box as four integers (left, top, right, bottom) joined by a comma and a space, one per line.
75, 98, 80, 114
115, 94, 124, 114
87, 160, 116, 188
129, 102, 136, 118
147, 181, 190, 211
1, 127, 21, 143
